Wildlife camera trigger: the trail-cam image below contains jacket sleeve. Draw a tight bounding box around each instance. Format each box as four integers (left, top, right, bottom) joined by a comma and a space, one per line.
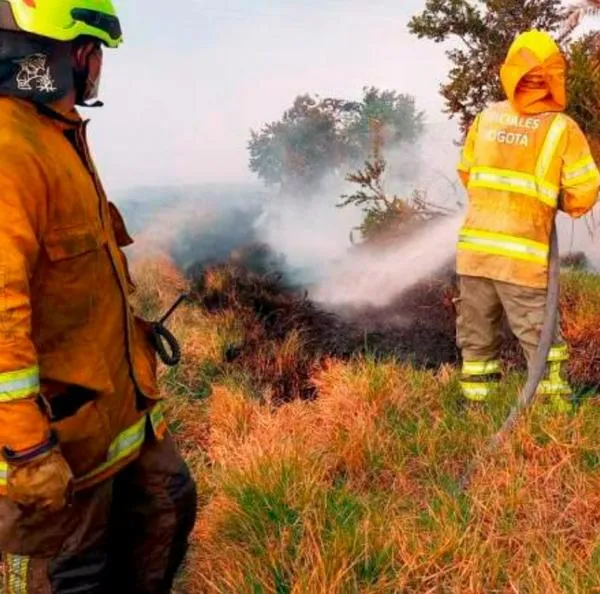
0, 148, 51, 453
457, 114, 480, 188
559, 119, 600, 218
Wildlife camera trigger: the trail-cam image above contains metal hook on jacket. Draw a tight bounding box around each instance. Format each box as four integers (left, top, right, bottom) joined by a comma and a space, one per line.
150, 293, 189, 367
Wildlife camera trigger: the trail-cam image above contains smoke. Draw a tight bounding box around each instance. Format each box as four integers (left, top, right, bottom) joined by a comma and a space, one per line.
311, 215, 463, 307
557, 208, 600, 270
118, 185, 265, 267
118, 119, 600, 315
251, 120, 464, 306
253, 178, 363, 285
117, 122, 467, 309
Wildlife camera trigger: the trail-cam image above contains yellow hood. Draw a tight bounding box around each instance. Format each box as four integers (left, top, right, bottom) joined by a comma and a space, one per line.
500, 30, 566, 115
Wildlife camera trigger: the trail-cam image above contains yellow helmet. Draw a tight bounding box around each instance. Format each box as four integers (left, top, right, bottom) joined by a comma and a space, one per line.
506, 30, 561, 63
0, 0, 122, 48
501, 29, 566, 114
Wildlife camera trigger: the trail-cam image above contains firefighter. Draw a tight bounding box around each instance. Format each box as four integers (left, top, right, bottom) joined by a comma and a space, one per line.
0, 1, 197, 591
456, 30, 600, 410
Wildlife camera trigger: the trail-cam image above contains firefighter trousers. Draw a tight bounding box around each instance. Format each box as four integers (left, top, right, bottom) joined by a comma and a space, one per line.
456, 275, 571, 402
0, 428, 197, 594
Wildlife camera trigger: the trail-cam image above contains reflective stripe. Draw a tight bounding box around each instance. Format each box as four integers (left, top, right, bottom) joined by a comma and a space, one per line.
548, 345, 569, 362
564, 156, 594, 174
536, 115, 567, 180
0, 366, 39, 402
469, 167, 558, 208
461, 381, 499, 402
468, 116, 567, 208
149, 401, 167, 435
562, 156, 600, 186
548, 360, 567, 382
6, 553, 29, 594
537, 381, 572, 396
78, 417, 147, 484
458, 228, 549, 265
0, 402, 165, 489
538, 355, 572, 396
77, 401, 166, 485
462, 360, 501, 376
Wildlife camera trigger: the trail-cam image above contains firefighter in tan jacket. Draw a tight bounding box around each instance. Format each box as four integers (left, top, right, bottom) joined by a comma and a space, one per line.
0, 1, 196, 592
456, 30, 600, 409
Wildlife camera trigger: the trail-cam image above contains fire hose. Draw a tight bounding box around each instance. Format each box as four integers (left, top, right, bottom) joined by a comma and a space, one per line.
461, 223, 560, 489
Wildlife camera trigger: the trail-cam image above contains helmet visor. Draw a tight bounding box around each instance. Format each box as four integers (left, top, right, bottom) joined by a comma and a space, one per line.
71, 8, 121, 42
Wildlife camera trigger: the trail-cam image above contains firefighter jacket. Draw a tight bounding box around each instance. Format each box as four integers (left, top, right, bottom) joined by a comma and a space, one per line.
0, 98, 165, 493
457, 30, 600, 289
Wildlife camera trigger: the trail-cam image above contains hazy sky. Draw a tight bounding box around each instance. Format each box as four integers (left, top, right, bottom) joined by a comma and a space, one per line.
89, 0, 452, 191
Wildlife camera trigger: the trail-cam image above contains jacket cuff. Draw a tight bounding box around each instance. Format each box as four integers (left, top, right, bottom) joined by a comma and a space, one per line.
0, 398, 51, 452
3, 431, 58, 465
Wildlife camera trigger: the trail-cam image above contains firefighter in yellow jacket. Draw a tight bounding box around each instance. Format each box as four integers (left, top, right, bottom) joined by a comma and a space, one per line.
456, 30, 600, 410
0, 1, 197, 592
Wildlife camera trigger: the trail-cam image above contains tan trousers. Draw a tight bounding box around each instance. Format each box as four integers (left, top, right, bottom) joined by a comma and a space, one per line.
456, 275, 570, 401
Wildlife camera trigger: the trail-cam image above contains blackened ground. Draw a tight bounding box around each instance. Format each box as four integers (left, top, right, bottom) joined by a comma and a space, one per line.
190, 246, 460, 368
186, 245, 463, 402
186, 244, 599, 401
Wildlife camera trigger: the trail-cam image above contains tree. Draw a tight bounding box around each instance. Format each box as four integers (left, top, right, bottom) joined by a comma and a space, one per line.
248, 95, 357, 195
566, 34, 600, 146
563, 0, 600, 39
248, 87, 424, 196
345, 87, 424, 154
408, 0, 565, 134
338, 120, 449, 243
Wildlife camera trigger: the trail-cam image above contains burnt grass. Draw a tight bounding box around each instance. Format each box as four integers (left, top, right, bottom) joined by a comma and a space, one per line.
185, 245, 598, 402
187, 243, 458, 402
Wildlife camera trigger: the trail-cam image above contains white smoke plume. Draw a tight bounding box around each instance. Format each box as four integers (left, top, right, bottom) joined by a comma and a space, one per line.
253, 121, 465, 307
118, 121, 600, 311
310, 215, 463, 308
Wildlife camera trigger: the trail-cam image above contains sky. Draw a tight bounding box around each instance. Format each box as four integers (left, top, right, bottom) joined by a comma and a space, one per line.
88, 0, 453, 191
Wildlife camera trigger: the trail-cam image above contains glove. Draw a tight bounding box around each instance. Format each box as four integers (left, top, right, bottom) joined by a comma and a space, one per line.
4, 433, 73, 513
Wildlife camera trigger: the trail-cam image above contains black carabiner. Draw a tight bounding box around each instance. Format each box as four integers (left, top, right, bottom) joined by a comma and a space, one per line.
151, 322, 182, 367
150, 293, 189, 367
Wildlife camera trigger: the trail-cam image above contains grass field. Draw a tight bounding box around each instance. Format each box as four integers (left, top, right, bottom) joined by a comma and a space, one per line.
132, 256, 600, 594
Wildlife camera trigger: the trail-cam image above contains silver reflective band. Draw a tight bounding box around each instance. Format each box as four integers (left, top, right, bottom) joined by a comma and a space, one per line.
471, 170, 536, 192
537, 381, 572, 396
548, 345, 569, 362
563, 162, 599, 183
469, 169, 558, 207
459, 234, 548, 260
463, 360, 501, 376
536, 115, 567, 180
460, 381, 499, 402
0, 365, 40, 402
6, 553, 30, 594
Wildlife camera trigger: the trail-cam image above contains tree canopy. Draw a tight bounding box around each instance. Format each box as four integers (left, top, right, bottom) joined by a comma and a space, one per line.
409, 0, 565, 134
248, 87, 424, 195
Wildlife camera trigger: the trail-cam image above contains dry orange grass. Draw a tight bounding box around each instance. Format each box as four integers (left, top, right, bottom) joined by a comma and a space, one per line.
131, 257, 600, 593
561, 271, 600, 386
183, 361, 600, 593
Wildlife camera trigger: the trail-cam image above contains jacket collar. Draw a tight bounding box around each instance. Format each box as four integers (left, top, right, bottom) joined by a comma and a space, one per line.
34, 101, 85, 130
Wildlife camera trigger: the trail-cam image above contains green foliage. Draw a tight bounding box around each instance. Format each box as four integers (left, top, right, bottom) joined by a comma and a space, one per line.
408, 0, 565, 133
248, 87, 424, 195
338, 121, 449, 243
566, 34, 600, 143
345, 87, 424, 152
